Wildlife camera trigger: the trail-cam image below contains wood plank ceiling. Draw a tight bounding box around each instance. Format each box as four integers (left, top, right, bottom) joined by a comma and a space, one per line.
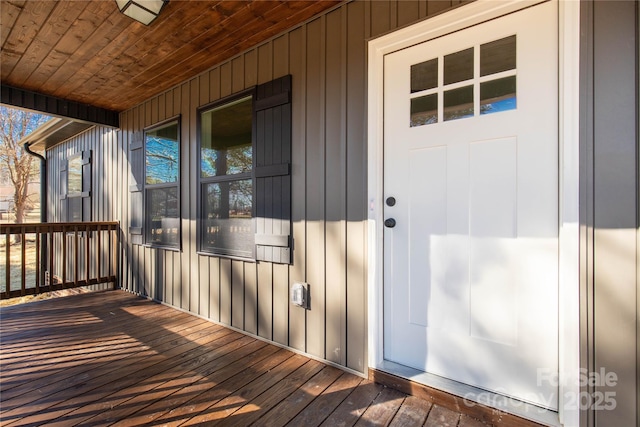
1, 0, 342, 113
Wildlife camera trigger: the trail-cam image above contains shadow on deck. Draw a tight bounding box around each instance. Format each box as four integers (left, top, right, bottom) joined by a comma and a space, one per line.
0, 290, 491, 426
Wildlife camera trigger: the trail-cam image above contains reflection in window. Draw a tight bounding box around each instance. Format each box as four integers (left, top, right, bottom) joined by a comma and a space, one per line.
145, 122, 179, 184
411, 59, 438, 93
66, 152, 89, 222
444, 85, 474, 121
409, 35, 517, 126
411, 94, 438, 127
144, 119, 180, 248
200, 96, 252, 178
200, 94, 254, 259
146, 187, 180, 247
202, 180, 253, 258
68, 197, 82, 222
481, 76, 517, 115
68, 156, 82, 194
444, 47, 473, 85
480, 35, 516, 77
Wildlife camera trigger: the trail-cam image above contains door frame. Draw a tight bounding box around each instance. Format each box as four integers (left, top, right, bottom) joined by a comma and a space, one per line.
366, 1, 580, 426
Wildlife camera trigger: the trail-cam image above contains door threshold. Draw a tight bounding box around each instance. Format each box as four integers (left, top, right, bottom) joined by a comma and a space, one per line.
371, 360, 561, 427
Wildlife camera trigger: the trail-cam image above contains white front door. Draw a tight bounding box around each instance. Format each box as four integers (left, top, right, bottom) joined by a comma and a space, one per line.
383, 1, 558, 409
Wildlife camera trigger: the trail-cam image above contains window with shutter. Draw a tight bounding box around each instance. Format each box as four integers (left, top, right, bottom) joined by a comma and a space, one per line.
253, 75, 292, 264
61, 150, 91, 222
129, 131, 144, 245
198, 75, 292, 264
128, 119, 181, 248
144, 120, 180, 248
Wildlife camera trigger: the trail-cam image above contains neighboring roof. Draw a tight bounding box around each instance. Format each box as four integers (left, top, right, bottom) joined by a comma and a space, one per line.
1, 1, 341, 114
18, 117, 94, 151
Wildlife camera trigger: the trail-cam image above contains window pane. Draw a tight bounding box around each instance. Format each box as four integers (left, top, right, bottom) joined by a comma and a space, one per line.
444, 85, 474, 121
202, 180, 253, 257
68, 197, 82, 222
481, 76, 517, 115
68, 156, 82, 194
201, 96, 252, 178
410, 94, 438, 127
146, 187, 179, 247
411, 58, 438, 93
480, 35, 516, 77
146, 121, 179, 184
444, 47, 473, 85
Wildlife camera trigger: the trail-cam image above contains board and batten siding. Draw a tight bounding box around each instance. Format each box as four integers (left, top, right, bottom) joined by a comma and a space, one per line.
47, 125, 122, 292
580, 1, 639, 425
47, 0, 466, 374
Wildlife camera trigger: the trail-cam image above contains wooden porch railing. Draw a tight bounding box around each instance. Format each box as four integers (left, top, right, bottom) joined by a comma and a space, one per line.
0, 222, 119, 300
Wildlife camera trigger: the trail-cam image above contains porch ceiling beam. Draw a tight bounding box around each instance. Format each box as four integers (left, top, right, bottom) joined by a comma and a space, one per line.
1, 84, 119, 128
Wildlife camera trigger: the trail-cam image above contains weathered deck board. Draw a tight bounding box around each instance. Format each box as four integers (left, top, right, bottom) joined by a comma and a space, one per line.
0, 290, 492, 426
425, 405, 461, 427
389, 395, 432, 427
354, 386, 406, 427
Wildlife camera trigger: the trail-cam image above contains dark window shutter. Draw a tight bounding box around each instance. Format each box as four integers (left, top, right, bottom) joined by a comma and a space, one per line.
81, 150, 92, 221
254, 75, 292, 264
129, 132, 144, 244
60, 159, 67, 221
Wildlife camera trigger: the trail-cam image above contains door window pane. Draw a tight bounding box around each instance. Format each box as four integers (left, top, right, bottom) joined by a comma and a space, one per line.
411, 58, 438, 93
444, 47, 473, 85
481, 76, 517, 115
201, 96, 252, 178
145, 122, 179, 184
480, 35, 516, 77
410, 94, 438, 127
444, 85, 474, 121
202, 180, 253, 257
146, 187, 180, 247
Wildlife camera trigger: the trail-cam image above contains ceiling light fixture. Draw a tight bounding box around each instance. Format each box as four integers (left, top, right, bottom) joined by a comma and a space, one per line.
116, 0, 168, 26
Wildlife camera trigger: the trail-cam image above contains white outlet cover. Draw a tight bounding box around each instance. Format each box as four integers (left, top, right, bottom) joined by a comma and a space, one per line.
291, 282, 307, 308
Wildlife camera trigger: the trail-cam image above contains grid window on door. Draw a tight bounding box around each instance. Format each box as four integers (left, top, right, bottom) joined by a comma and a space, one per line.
409, 35, 517, 127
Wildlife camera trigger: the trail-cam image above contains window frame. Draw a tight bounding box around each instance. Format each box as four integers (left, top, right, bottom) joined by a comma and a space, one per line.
197, 89, 257, 261
67, 152, 84, 197
62, 150, 91, 222
143, 117, 182, 250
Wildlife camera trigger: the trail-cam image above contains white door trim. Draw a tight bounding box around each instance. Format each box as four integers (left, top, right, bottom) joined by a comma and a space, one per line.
366, 1, 580, 425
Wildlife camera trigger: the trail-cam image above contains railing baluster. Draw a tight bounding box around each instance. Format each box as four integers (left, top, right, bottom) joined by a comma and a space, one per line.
4, 227, 10, 298
74, 225, 79, 287
108, 225, 114, 288
62, 228, 67, 288
49, 225, 54, 292
49, 227, 55, 287
35, 231, 40, 292
113, 224, 119, 286
21, 226, 26, 296
97, 224, 102, 283
86, 224, 90, 284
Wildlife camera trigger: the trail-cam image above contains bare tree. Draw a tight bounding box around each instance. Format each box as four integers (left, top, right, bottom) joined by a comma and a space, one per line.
0, 106, 49, 224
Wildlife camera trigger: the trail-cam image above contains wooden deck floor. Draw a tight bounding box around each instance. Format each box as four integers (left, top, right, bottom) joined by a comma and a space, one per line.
0, 290, 489, 427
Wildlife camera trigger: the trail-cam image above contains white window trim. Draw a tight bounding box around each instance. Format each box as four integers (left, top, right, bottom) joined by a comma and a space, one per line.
366, 1, 580, 426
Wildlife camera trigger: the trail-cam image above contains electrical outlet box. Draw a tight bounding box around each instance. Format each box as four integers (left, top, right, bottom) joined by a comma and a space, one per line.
291, 282, 309, 309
